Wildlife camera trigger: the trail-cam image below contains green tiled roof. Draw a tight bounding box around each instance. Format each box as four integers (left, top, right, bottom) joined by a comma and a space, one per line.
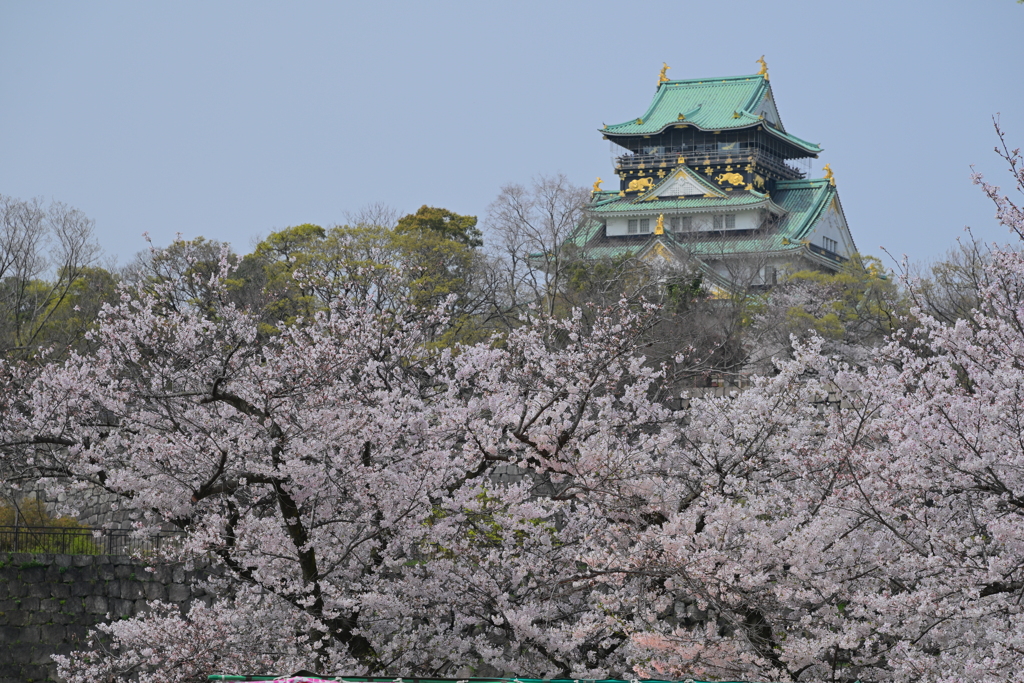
573, 178, 839, 262
773, 178, 838, 241
602, 75, 821, 155
587, 192, 774, 216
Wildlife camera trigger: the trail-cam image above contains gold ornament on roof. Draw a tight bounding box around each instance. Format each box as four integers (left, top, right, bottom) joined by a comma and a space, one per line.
658, 63, 671, 86
654, 214, 665, 235
756, 55, 769, 80
627, 177, 655, 192
592, 177, 603, 193
823, 163, 836, 186
715, 172, 745, 186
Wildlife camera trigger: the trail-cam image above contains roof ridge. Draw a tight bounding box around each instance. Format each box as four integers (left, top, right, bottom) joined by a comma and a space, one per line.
662, 73, 763, 84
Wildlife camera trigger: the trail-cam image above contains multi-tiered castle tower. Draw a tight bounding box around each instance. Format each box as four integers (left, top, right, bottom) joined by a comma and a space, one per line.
572, 59, 856, 289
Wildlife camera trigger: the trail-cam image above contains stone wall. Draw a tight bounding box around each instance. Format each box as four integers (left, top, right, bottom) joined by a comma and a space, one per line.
18, 480, 133, 530
0, 552, 209, 683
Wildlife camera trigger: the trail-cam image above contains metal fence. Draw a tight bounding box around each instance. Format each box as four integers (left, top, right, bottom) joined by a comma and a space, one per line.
0, 525, 185, 556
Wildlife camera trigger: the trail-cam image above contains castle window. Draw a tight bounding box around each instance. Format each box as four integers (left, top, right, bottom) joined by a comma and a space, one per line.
713, 214, 736, 230
822, 236, 838, 252
670, 216, 693, 232
639, 218, 650, 234
628, 219, 638, 234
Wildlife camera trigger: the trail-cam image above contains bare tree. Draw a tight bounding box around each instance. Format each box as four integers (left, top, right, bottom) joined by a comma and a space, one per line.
910, 235, 1024, 328
343, 201, 401, 229
0, 195, 101, 357
485, 174, 590, 320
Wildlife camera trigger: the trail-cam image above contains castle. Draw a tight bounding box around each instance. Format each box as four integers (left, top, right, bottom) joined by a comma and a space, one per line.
571, 59, 855, 290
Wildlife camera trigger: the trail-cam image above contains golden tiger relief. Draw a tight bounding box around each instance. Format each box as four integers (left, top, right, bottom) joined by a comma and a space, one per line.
715, 172, 745, 186
627, 177, 655, 192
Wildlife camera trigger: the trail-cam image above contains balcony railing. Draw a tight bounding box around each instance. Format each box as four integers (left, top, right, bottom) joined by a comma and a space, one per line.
616, 146, 807, 180
806, 243, 848, 264
0, 525, 186, 556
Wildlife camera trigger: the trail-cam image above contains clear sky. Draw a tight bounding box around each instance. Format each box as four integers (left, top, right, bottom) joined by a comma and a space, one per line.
2, 1, 1022, 267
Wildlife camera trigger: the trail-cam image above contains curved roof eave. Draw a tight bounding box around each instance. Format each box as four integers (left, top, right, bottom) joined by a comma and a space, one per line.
601, 120, 821, 156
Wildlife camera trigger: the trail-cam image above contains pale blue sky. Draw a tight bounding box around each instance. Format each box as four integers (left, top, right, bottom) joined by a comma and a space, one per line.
2, 1, 1022, 266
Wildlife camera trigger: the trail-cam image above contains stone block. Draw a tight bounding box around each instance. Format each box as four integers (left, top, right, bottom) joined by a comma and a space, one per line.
96, 563, 116, 581
61, 565, 86, 583
5, 581, 26, 598
23, 664, 52, 679
50, 582, 71, 599
144, 582, 167, 601
3, 643, 34, 667
148, 564, 171, 583
72, 555, 93, 567
40, 598, 61, 614
27, 581, 50, 599
3, 609, 28, 627
41, 624, 66, 643
112, 598, 134, 618
0, 625, 21, 643
51, 611, 75, 625
63, 598, 84, 614
120, 580, 143, 601
84, 595, 107, 615
19, 596, 39, 612
71, 580, 95, 597
20, 626, 40, 644
172, 565, 185, 583
167, 583, 191, 603
54, 554, 73, 568
111, 554, 131, 565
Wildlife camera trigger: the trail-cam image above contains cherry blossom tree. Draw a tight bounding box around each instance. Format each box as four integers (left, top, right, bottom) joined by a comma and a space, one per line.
7, 132, 1024, 683
610, 129, 1024, 683
1, 242, 676, 680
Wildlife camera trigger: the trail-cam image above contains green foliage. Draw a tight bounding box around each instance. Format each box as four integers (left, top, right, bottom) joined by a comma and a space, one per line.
396, 205, 483, 248
775, 254, 902, 344
422, 489, 558, 561
0, 265, 120, 358
242, 215, 489, 346
0, 499, 100, 555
